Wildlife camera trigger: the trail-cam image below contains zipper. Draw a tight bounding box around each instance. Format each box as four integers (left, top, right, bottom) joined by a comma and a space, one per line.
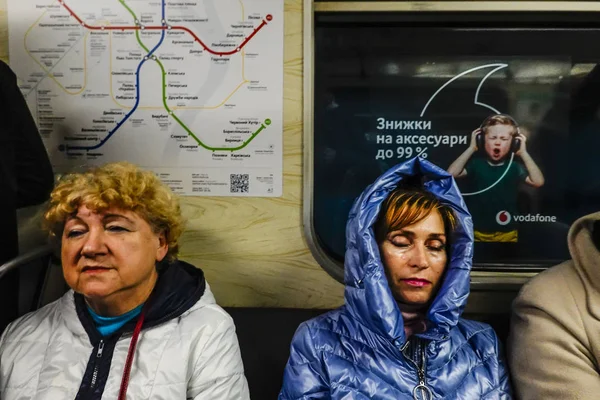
401, 339, 433, 400
90, 339, 105, 389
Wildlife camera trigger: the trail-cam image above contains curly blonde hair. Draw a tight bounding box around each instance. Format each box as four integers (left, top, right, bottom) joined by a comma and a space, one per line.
44, 162, 184, 261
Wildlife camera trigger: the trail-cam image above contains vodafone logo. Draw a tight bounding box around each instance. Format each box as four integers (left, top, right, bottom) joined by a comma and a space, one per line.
496, 211, 511, 226
495, 211, 558, 225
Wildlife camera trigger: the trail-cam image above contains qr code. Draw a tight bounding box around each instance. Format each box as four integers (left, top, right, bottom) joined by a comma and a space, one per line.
230, 174, 249, 193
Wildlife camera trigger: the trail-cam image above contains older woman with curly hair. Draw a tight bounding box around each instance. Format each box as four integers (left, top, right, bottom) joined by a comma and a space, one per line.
0, 162, 249, 400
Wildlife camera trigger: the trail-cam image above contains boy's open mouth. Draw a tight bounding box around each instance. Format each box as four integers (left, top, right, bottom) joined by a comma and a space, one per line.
493, 148, 501, 156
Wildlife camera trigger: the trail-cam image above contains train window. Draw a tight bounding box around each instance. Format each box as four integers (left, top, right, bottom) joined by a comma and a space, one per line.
305, 6, 600, 282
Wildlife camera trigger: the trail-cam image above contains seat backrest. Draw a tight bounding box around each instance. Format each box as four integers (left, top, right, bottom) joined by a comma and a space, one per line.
35, 254, 69, 309
0, 244, 68, 316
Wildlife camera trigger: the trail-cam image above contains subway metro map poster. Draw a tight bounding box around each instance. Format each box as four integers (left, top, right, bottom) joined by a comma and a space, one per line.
7, 0, 283, 196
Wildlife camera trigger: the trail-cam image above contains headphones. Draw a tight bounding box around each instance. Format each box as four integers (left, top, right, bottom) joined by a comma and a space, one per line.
476, 114, 521, 153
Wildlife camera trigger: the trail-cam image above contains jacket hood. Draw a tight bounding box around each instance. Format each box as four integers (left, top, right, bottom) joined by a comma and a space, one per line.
344, 157, 474, 343
75, 259, 206, 342
567, 211, 600, 320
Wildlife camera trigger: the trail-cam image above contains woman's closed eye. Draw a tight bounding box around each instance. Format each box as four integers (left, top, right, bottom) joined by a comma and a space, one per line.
390, 236, 410, 247
427, 240, 446, 251
65, 229, 85, 238
106, 225, 130, 233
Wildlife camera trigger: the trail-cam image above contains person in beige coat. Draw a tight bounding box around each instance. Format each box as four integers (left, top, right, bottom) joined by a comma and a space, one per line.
508, 212, 600, 399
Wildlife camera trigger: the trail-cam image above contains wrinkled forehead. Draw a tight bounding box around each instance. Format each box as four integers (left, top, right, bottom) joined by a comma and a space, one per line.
66, 203, 137, 222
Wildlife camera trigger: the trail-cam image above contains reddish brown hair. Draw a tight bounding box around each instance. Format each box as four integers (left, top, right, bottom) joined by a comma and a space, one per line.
374, 189, 456, 243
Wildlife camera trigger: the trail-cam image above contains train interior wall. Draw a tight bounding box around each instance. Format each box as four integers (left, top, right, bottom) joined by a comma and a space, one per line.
0, 1, 527, 399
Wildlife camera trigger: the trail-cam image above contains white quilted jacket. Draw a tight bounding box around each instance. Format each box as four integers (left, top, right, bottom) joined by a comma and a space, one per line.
0, 273, 249, 400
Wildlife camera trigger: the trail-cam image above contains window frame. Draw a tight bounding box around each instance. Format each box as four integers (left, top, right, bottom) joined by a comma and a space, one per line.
302, 0, 600, 288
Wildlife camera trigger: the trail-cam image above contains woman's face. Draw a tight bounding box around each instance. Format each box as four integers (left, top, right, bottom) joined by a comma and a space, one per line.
379, 210, 448, 305
61, 205, 168, 312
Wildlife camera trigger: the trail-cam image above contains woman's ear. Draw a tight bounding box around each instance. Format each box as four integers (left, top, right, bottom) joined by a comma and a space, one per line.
155, 232, 169, 262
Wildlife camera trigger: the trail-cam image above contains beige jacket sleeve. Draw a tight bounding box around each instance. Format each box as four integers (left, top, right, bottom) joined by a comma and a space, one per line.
508, 264, 600, 400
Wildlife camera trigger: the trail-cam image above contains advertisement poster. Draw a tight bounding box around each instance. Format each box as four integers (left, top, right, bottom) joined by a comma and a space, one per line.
313, 46, 587, 268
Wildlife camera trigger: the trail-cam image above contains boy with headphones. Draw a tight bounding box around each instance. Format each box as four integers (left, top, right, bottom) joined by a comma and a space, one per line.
448, 114, 545, 242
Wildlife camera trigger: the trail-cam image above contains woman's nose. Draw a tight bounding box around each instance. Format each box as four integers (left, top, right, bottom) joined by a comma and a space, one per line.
409, 245, 429, 269
81, 229, 106, 257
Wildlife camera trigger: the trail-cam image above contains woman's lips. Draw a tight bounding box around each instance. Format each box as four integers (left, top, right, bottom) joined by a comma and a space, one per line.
82, 266, 110, 274
401, 279, 431, 287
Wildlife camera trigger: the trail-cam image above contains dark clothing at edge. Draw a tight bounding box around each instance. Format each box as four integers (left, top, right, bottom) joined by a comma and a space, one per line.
0, 60, 54, 333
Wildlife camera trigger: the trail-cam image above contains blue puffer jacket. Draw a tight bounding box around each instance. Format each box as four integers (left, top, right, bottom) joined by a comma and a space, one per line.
280, 158, 512, 399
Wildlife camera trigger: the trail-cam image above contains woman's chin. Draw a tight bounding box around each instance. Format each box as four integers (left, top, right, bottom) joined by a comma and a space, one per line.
77, 283, 115, 300
394, 287, 433, 305
396, 293, 431, 306
403, 299, 429, 306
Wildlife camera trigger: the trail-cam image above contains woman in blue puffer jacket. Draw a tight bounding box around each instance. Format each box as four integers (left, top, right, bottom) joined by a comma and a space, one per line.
279, 157, 512, 399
